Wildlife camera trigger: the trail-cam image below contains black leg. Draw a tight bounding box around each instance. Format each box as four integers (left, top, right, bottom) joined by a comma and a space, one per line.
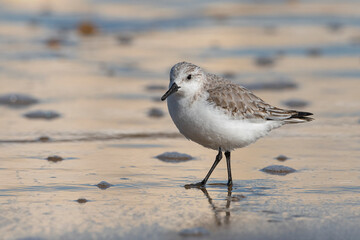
201, 148, 223, 185
225, 151, 232, 186
185, 148, 222, 188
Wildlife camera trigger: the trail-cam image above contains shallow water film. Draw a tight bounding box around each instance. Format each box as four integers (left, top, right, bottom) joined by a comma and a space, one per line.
1, 0, 360, 239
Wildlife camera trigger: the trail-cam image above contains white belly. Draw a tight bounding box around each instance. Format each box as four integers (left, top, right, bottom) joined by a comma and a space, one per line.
167, 95, 283, 151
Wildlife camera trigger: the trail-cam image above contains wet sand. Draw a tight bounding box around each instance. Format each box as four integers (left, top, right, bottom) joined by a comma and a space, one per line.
1, 0, 360, 239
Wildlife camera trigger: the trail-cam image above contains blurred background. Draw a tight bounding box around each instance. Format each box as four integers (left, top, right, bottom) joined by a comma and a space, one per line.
0, 0, 360, 239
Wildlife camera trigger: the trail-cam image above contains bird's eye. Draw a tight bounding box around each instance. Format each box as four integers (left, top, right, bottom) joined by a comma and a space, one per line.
187, 74, 192, 80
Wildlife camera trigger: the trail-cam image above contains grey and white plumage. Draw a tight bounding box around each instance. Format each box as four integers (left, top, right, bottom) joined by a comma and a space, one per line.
161, 62, 313, 186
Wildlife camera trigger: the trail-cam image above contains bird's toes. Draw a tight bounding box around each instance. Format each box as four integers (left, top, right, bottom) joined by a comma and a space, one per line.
184, 182, 205, 189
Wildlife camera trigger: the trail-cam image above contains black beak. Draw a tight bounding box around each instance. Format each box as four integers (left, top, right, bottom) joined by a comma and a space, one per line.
161, 82, 180, 101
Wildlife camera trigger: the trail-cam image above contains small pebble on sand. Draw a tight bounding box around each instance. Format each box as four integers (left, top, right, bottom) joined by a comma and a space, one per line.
306, 48, 322, 57
261, 165, 296, 175
155, 152, 194, 163
0, 93, 38, 108
38, 136, 51, 142
268, 219, 282, 223
117, 34, 133, 45
77, 21, 97, 36
146, 84, 167, 91
76, 198, 88, 204
148, 108, 164, 118
275, 155, 289, 161
282, 99, 309, 108
24, 110, 61, 120
46, 155, 63, 163
96, 181, 112, 190
255, 56, 276, 67
326, 22, 343, 32
45, 38, 62, 49
222, 71, 236, 80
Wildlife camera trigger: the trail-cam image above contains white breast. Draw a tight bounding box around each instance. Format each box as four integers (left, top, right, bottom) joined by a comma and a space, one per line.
167, 94, 283, 151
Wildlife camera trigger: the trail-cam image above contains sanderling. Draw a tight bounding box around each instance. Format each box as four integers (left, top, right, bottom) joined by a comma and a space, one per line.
161, 62, 313, 187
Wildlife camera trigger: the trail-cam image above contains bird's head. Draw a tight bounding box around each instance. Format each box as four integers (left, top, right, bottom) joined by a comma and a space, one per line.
161, 62, 205, 101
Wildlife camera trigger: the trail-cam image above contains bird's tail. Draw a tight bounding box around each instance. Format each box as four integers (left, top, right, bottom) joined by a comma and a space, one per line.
283, 111, 314, 124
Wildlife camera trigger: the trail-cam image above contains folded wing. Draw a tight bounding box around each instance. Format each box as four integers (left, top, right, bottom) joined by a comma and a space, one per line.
205, 80, 313, 124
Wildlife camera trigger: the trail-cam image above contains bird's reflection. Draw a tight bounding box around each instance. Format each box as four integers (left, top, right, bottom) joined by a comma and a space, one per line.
189, 185, 234, 226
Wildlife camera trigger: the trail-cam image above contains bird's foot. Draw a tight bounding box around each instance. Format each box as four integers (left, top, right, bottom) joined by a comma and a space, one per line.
184, 181, 206, 189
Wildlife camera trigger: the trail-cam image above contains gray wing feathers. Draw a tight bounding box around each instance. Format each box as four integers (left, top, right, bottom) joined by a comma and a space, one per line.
205, 76, 313, 123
